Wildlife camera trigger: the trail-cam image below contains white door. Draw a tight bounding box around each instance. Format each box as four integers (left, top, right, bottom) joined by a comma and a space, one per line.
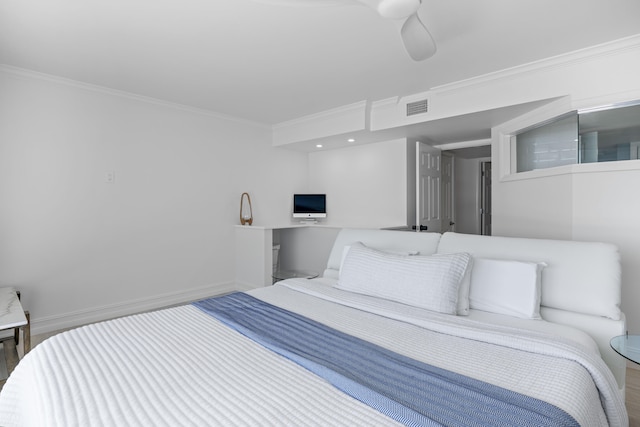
441, 153, 455, 232
416, 141, 442, 233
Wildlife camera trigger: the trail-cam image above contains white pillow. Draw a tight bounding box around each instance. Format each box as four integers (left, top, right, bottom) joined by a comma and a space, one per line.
456, 258, 473, 316
469, 258, 546, 319
339, 242, 470, 315
339, 242, 419, 277
335, 244, 471, 315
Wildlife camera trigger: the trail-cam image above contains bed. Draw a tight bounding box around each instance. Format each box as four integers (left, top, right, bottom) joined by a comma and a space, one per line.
0, 229, 629, 426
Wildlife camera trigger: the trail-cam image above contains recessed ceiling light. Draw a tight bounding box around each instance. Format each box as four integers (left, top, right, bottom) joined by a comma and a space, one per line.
347, 138, 355, 143
316, 144, 323, 148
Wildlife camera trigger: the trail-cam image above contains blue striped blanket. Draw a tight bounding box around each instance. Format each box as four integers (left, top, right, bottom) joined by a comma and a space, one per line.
193, 293, 579, 427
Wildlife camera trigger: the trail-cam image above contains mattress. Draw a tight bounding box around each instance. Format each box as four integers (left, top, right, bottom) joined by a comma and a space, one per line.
0, 279, 627, 426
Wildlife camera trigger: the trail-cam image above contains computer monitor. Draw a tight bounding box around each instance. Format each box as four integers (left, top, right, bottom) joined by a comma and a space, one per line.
293, 194, 326, 220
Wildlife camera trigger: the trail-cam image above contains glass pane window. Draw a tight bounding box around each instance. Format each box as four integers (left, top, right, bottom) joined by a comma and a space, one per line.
512, 101, 640, 173
578, 103, 640, 164
513, 113, 578, 173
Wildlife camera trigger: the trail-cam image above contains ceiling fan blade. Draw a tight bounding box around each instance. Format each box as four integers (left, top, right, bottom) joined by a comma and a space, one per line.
400, 12, 436, 61
377, 0, 421, 19
354, 0, 420, 19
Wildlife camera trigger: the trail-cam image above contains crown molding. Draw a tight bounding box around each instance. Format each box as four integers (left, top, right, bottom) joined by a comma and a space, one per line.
272, 100, 368, 130
431, 34, 640, 95
0, 64, 270, 129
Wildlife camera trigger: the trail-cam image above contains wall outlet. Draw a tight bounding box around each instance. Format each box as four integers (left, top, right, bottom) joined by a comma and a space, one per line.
105, 171, 115, 183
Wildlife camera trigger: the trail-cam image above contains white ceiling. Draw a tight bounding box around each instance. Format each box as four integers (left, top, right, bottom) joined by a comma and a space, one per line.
1, 0, 640, 125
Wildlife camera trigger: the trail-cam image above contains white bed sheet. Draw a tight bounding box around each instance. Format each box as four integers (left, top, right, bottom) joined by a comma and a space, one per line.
313, 276, 602, 354
466, 308, 601, 354
0, 279, 627, 427
264, 279, 625, 427
0, 298, 403, 426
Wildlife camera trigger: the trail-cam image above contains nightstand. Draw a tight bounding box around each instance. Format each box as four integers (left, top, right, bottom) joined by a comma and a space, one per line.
610, 334, 640, 365
0, 288, 30, 379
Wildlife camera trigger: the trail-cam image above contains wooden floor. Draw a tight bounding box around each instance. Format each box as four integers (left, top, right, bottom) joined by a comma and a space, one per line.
1, 335, 640, 425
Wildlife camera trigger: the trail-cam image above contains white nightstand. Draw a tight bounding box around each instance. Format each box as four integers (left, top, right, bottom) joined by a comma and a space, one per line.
0, 288, 30, 379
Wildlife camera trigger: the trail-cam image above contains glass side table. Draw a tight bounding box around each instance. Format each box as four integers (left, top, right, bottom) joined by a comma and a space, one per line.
272, 269, 319, 284
610, 334, 640, 365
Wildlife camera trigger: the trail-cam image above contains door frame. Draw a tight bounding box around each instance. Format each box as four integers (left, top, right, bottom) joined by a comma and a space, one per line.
441, 152, 455, 232
415, 141, 442, 233
480, 160, 492, 236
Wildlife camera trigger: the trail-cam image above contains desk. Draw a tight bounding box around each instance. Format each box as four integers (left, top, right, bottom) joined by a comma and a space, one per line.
0, 288, 30, 380
235, 225, 340, 289
610, 334, 640, 365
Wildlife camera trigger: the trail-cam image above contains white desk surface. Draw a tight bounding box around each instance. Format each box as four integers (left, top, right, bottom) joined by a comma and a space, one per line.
0, 287, 27, 329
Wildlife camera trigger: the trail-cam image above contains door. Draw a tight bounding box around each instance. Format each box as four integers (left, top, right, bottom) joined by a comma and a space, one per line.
416, 141, 442, 233
441, 153, 455, 232
480, 161, 492, 236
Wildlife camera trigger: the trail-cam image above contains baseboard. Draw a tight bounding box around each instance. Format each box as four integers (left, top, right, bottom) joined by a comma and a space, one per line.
234, 281, 267, 292
30, 281, 238, 336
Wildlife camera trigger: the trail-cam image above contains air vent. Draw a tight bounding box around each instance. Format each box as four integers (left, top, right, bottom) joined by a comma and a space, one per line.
406, 99, 428, 116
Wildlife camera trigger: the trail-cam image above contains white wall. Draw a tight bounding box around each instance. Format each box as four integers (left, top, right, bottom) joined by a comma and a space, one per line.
308, 139, 408, 229
277, 227, 341, 275
0, 69, 308, 334
572, 167, 640, 335
493, 173, 575, 240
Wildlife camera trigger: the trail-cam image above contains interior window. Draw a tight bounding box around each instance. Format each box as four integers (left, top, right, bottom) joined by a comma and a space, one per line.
579, 103, 640, 163
512, 101, 640, 173
513, 113, 578, 173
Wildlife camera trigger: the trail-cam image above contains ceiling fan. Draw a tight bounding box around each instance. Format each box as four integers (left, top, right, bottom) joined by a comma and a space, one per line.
254, 0, 437, 61
358, 0, 436, 61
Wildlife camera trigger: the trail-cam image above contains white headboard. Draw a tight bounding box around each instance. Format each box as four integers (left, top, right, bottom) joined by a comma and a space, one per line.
322, 229, 626, 391
436, 232, 625, 390
437, 232, 622, 320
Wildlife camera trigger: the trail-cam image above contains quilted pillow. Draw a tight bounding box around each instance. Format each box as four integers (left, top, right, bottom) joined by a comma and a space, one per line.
469, 258, 546, 319
456, 260, 473, 316
335, 244, 471, 315
339, 242, 419, 276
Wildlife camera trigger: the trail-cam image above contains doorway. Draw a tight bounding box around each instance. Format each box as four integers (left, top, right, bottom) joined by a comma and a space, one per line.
441, 145, 491, 235
412, 141, 491, 235
480, 161, 492, 236
415, 142, 455, 234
